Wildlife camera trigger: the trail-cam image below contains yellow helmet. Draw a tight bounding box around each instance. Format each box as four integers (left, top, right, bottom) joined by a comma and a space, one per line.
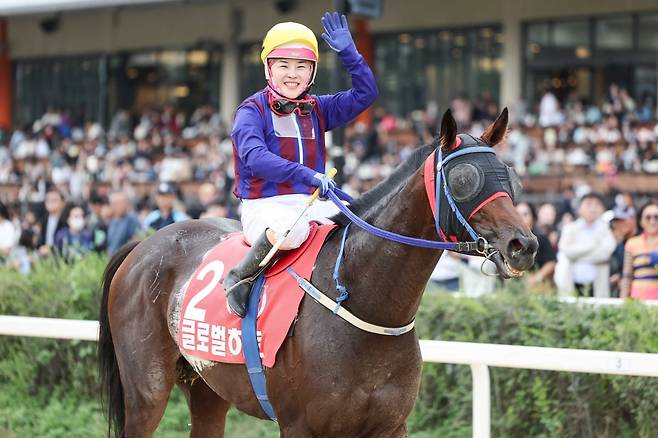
261, 22, 319, 64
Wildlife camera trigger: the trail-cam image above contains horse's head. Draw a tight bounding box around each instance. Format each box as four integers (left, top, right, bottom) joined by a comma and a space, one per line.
434, 108, 538, 278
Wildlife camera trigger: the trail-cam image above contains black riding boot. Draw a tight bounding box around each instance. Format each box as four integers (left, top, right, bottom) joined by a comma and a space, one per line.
224, 231, 274, 318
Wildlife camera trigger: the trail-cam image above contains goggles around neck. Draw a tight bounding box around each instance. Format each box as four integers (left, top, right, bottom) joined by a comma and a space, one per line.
267, 90, 315, 116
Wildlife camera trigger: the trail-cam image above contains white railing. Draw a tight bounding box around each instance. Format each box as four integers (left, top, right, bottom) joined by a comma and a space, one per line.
419, 340, 658, 438
0, 315, 99, 341
453, 293, 658, 307
557, 296, 658, 306
2, 315, 658, 438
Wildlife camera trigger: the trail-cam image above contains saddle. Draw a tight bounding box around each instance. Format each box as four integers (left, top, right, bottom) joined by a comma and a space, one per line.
178, 222, 336, 367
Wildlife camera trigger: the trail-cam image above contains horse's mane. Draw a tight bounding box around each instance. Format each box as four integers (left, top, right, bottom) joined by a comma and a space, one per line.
333, 143, 435, 227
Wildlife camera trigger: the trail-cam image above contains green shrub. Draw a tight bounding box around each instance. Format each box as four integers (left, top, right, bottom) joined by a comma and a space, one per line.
1, 258, 657, 437
410, 287, 658, 438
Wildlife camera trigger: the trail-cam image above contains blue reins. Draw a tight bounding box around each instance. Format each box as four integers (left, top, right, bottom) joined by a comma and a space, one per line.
326, 145, 496, 254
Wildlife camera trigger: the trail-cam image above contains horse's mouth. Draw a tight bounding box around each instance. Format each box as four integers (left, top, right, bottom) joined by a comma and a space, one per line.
489, 251, 523, 279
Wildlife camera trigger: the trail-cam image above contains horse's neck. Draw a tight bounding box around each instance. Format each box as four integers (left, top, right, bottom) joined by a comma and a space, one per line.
342, 169, 443, 327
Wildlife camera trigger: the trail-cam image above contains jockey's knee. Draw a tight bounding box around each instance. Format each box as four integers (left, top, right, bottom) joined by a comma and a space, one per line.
276, 222, 310, 250
242, 199, 312, 249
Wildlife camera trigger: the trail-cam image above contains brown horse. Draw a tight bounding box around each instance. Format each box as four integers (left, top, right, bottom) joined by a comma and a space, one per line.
98, 109, 537, 437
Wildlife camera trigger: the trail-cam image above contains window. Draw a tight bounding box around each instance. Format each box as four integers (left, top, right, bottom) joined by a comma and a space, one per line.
118, 49, 221, 115
527, 23, 550, 45
596, 16, 632, 49
14, 56, 103, 126
552, 20, 589, 47
639, 14, 658, 50
524, 12, 658, 108
374, 26, 502, 116
526, 23, 550, 59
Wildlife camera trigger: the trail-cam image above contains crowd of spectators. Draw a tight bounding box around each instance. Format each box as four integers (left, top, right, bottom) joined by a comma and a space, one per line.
0, 103, 236, 271
0, 86, 656, 298
508, 84, 658, 176
430, 188, 658, 300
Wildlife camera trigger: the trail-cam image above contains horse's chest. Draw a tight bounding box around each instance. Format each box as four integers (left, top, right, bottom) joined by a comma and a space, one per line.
294, 334, 421, 417
299, 367, 420, 436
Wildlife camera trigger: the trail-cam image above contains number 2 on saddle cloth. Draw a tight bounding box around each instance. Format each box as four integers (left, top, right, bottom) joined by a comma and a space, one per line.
177, 222, 335, 367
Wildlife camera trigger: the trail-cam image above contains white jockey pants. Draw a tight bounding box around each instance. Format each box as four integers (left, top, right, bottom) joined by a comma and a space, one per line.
241, 194, 341, 250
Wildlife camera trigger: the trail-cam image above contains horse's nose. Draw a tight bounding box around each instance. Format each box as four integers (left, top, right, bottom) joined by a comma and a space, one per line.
506, 231, 538, 270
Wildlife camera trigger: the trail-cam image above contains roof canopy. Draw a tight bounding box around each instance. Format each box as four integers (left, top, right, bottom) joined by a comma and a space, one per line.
0, 0, 176, 16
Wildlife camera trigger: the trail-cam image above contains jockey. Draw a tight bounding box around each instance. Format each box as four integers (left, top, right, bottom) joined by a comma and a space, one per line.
224, 12, 378, 317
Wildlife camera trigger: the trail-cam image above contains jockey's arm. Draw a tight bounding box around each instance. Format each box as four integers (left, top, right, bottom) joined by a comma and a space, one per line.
232, 104, 317, 186
316, 44, 378, 132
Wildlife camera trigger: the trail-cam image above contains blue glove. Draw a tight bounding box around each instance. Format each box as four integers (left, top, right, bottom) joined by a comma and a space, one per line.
312, 172, 337, 198
321, 12, 354, 52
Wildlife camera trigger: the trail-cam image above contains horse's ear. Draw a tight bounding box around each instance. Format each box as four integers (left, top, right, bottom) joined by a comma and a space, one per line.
439, 109, 457, 153
480, 107, 509, 147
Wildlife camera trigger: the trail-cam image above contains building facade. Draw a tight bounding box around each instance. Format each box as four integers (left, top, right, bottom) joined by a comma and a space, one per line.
2, 0, 658, 129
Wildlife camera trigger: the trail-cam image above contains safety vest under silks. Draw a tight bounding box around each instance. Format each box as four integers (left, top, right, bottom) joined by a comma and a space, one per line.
231, 44, 378, 200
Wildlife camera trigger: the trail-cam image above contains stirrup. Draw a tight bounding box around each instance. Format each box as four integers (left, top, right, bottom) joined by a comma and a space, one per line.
225, 266, 267, 296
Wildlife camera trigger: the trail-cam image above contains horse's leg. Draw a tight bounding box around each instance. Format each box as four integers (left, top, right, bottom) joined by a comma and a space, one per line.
111, 288, 180, 437
114, 339, 179, 437
178, 377, 231, 438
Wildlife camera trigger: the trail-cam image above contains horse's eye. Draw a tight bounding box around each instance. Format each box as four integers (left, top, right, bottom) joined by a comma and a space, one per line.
506, 166, 523, 201
447, 163, 484, 202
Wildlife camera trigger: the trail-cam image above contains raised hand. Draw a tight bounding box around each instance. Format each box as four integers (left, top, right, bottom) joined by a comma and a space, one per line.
320, 12, 354, 52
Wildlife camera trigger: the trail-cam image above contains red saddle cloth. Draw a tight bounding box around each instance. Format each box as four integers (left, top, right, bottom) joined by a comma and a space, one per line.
178, 222, 336, 367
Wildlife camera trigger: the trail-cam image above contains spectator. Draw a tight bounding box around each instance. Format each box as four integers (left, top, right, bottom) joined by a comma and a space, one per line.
554, 193, 617, 297
200, 202, 228, 219
0, 201, 18, 260
450, 94, 473, 130
539, 90, 563, 128
516, 202, 556, 287
461, 255, 498, 296
536, 202, 559, 249
7, 228, 37, 274
143, 182, 189, 231
108, 109, 132, 141
107, 191, 140, 255
20, 209, 41, 244
429, 252, 464, 292
608, 208, 637, 297
620, 201, 658, 299
88, 194, 111, 253
187, 182, 219, 219
37, 188, 68, 255
54, 204, 93, 259
613, 192, 636, 218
